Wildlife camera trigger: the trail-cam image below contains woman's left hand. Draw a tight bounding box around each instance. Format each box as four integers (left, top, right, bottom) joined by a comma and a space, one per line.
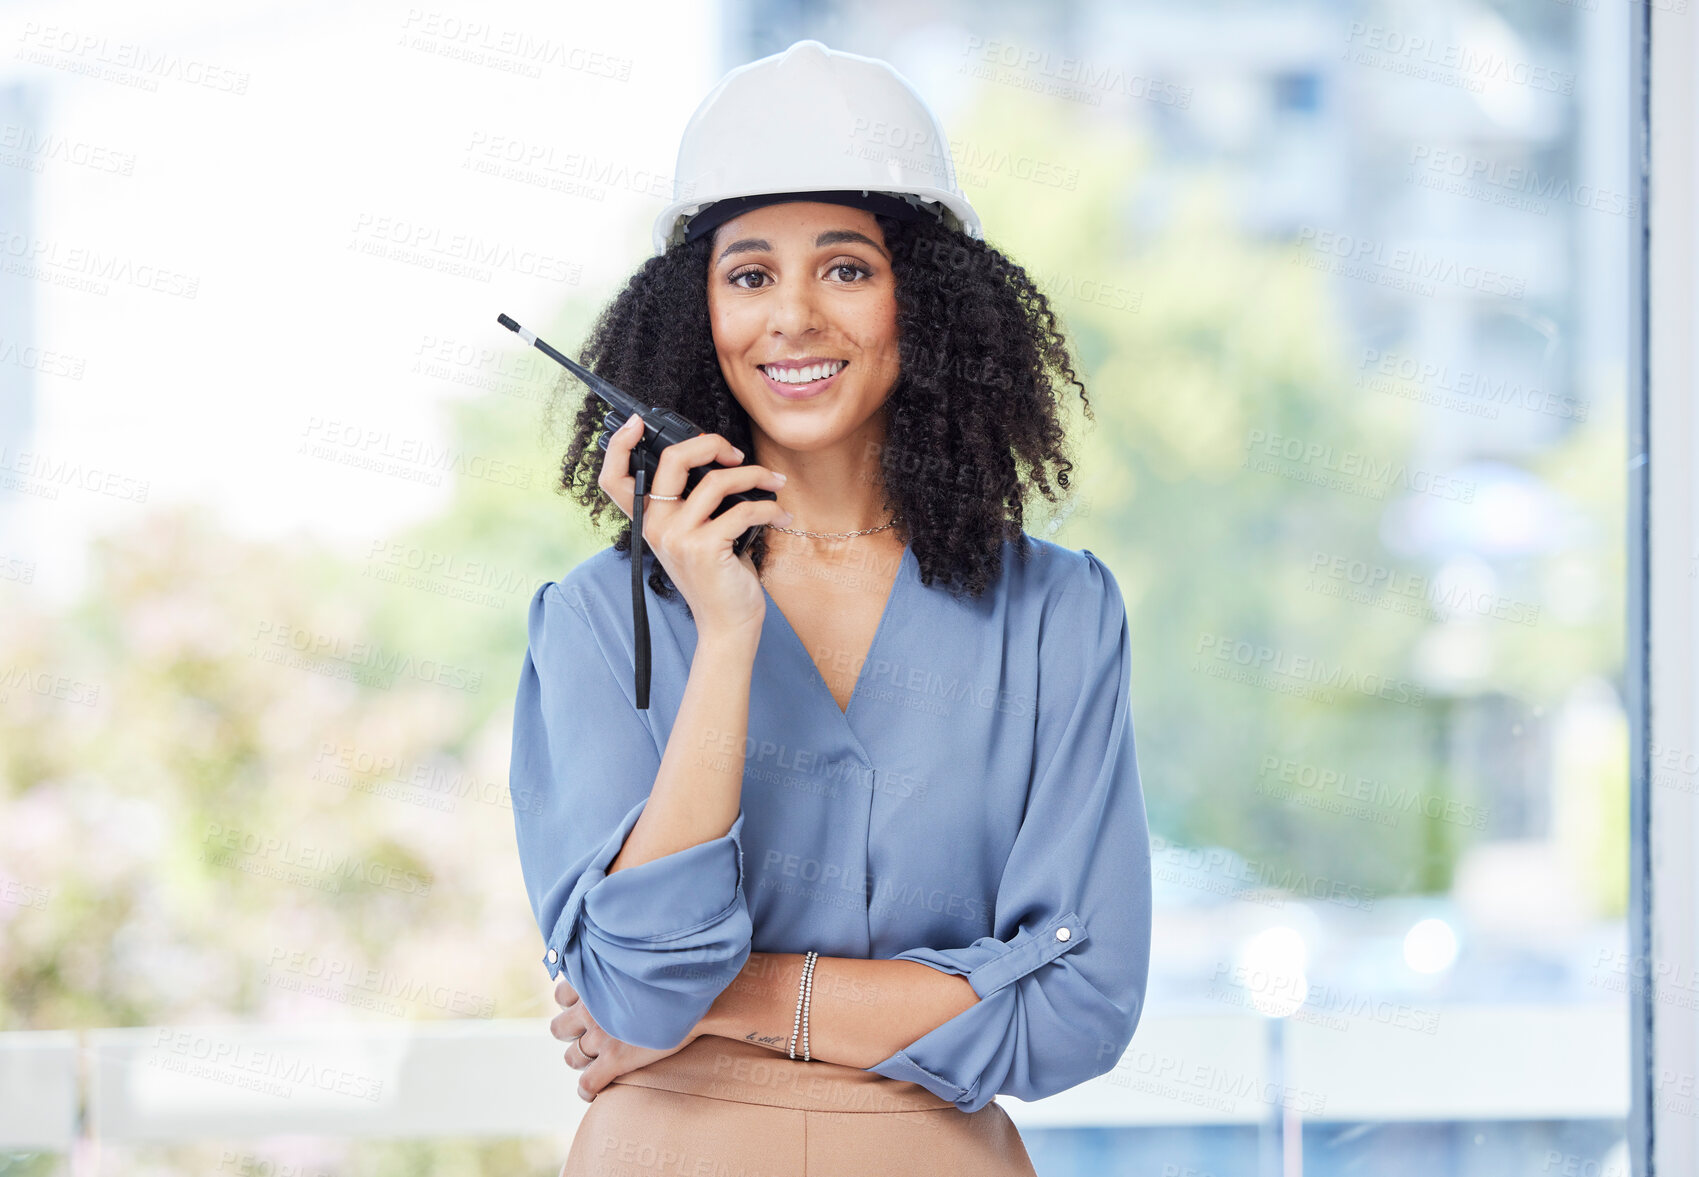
550, 976, 703, 1102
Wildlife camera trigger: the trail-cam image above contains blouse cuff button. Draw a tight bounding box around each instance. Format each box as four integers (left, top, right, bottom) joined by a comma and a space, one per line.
547, 949, 560, 964
1056, 927, 1071, 941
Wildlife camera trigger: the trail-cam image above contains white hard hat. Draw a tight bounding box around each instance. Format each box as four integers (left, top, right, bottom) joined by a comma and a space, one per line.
652, 39, 982, 256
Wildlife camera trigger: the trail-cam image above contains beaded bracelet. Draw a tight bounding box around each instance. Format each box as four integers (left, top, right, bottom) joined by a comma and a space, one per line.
801, 950, 817, 1061
789, 949, 819, 1060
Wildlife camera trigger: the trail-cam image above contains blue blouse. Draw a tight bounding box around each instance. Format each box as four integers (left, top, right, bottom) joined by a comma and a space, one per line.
507, 533, 1152, 1114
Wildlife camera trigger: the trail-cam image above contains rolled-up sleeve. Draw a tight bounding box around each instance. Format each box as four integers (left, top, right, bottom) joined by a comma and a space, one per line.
509, 579, 753, 1050
866, 551, 1152, 1112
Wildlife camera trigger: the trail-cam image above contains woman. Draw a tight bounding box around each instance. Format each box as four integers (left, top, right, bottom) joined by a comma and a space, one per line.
508, 40, 1152, 1177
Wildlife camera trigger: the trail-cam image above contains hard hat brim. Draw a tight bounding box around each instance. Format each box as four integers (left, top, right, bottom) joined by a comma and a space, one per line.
652, 185, 983, 256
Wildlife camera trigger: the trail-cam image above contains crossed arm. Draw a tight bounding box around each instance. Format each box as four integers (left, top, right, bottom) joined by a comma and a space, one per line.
554, 949, 977, 1099
697, 950, 978, 1065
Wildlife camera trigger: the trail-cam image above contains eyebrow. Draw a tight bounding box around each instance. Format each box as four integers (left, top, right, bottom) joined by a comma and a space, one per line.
716, 229, 890, 266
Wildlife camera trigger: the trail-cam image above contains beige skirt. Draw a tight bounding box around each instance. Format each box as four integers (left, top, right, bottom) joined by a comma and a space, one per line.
559, 1034, 1038, 1177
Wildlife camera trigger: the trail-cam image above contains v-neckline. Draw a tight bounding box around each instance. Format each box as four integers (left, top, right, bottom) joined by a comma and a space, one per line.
760, 542, 912, 721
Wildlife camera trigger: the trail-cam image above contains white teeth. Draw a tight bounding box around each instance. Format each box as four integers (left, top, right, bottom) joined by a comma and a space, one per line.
765, 360, 844, 384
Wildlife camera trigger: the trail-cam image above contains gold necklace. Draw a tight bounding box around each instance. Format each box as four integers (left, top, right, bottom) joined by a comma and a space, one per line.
764, 520, 898, 540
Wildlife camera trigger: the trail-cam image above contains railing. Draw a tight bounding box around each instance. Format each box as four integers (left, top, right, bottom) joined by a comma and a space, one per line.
0, 1003, 1626, 1148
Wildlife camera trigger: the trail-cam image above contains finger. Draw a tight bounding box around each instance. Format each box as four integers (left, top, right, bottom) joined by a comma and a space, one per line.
607, 428, 749, 555
595, 412, 646, 519
649, 432, 747, 500
549, 1008, 582, 1043
553, 977, 578, 1009
667, 464, 789, 533
697, 497, 795, 551
578, 1054, 612, 1102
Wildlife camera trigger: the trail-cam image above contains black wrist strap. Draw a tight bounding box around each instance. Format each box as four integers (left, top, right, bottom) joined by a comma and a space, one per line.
630, 465, 652, 710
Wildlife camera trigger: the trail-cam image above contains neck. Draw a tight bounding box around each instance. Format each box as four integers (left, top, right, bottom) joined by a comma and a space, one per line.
750, 420, 895, 536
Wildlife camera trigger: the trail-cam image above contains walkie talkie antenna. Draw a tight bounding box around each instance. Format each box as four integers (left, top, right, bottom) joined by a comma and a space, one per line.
496, 312, 645, 420
497, 311, 655, 709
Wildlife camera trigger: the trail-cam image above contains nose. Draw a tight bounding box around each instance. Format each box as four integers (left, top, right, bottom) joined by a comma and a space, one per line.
766, 274, 824, 338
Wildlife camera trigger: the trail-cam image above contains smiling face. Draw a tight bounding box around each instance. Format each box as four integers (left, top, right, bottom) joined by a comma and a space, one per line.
706, 200, 902, 459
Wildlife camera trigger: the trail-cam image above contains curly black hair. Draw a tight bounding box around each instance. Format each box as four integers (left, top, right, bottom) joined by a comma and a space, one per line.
546, 209, 1093, 602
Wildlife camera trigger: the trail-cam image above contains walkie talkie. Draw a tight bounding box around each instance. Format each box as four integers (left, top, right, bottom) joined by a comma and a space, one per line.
497, 312, 775, 709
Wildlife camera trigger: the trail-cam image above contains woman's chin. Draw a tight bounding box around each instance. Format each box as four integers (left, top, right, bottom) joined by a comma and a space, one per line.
753, 427, 843, 455
740, 410, 851, 452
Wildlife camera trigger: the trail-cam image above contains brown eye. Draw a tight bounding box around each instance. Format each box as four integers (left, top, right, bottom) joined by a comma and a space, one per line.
728, 267, 768, 289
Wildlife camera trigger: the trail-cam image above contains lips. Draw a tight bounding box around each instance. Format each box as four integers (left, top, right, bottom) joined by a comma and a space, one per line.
759, 359, 848, 384
757, 360, 847, 400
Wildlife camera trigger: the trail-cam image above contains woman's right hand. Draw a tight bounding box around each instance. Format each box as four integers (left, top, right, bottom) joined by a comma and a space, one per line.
597, 413, 792, 638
